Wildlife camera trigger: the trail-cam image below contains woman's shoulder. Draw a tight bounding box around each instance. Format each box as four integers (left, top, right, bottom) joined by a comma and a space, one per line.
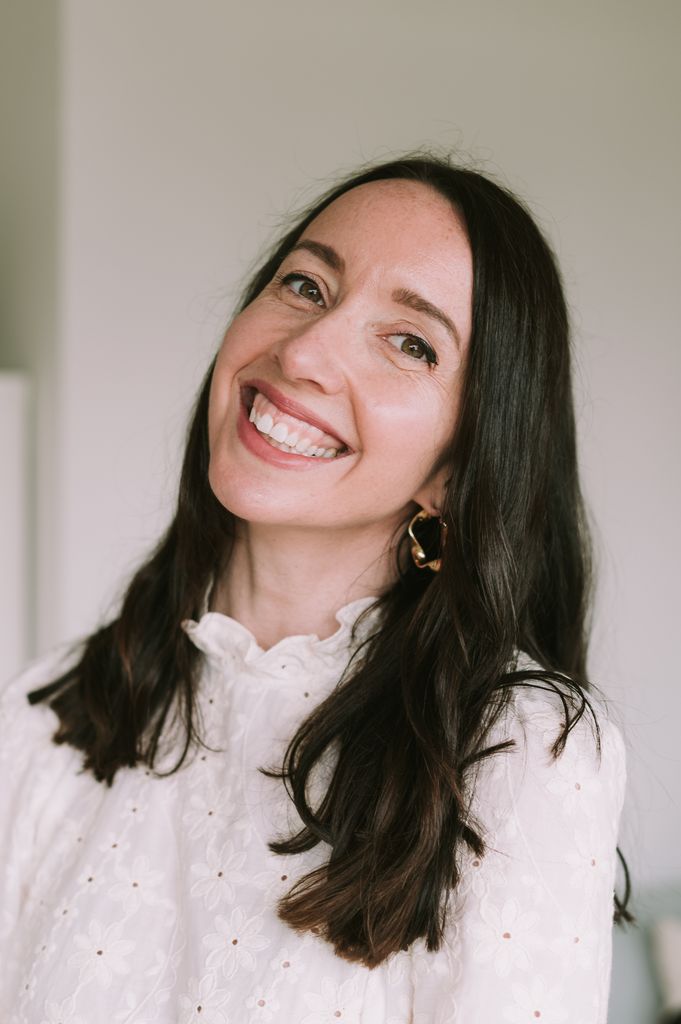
488, 652, 627, 815
507, 651, 625, 759
468, 652, 627, 851
0, 643, 84, 779
1, 643, 78, 719
0, 645, 101, 865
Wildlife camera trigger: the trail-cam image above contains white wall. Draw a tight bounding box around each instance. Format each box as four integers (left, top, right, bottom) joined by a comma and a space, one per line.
3, 0, 680, 1013
0, 374, 29, 682
0, 0, 59, 658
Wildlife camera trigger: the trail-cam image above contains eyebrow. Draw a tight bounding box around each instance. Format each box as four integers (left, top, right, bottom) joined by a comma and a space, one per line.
390, 287, 461, 349
286, 239, 461, 348
288, 239, 345, 274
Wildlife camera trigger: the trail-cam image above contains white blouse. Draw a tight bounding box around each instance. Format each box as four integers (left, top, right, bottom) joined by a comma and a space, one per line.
0, 597, 627, 1024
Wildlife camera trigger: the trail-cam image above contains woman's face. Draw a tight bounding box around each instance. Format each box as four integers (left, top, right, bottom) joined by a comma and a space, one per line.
207, 179, 473, 536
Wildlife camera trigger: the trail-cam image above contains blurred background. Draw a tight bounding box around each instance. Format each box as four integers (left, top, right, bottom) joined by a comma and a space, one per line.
1, 1, 679, 1019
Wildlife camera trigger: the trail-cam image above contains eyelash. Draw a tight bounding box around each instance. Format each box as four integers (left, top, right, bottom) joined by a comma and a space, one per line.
272, 271, 439, 367
274, 271, 325, 307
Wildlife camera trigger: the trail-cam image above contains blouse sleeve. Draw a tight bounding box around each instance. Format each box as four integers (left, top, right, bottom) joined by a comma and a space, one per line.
410, 684, 627, 1024
0, 646, 83, 1005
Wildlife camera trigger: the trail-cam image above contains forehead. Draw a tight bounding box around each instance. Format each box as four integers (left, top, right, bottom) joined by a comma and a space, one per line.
304, 179, 467, 257
299, 178, 473, 346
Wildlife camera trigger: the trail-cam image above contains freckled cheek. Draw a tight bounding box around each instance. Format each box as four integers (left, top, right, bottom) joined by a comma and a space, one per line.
360, 403, 448, 467
209, 315, 262, 404
393, 410, 456, 486
216, 322, 256, 370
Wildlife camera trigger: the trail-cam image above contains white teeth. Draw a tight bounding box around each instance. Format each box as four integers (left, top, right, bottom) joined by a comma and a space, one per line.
270, 422, 289, 443
252, 391, 267, 414
255, 412, 274, 434
261, 435, 338, 458
248, 390, 345, 459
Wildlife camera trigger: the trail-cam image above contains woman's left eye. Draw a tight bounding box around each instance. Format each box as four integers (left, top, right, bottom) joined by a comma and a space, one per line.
280, 273, 325, 307
388, 333, 438, 365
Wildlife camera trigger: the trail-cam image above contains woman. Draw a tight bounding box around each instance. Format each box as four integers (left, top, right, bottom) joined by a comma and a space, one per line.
0, 155, 629, 1022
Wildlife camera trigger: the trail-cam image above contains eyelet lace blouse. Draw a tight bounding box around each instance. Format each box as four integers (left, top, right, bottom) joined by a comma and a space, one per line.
0, 597, 626, 1023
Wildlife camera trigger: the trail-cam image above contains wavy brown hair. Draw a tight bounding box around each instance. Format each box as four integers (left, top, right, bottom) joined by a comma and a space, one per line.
29, 154, 632, 966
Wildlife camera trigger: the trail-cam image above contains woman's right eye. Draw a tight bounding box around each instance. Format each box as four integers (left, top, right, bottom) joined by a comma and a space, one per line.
279, 272, 325, 307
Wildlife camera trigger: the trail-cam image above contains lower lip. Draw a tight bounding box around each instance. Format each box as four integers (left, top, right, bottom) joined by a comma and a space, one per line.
236, 400, 346, 470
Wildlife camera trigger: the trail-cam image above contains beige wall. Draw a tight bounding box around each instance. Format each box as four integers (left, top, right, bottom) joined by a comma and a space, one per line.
0, 0, 59, 658
0, 373, 29, 682
2, 0, 679, 987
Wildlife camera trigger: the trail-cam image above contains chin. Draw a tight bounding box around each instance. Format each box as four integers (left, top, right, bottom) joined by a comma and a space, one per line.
206, 462, 296, 526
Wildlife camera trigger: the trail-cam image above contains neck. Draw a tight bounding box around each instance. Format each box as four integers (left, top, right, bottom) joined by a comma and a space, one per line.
209, 519, 399, 649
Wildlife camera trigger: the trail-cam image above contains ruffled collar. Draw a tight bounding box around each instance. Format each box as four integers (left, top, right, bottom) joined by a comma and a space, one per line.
181, 595, 381, 677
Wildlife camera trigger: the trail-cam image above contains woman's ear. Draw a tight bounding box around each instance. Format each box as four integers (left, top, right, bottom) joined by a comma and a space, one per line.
412, 465, 450, 519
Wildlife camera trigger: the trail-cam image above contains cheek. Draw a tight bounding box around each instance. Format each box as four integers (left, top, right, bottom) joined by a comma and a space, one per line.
206, 346, 231, 449
364, 385, 457, 462
207, 317, 259, 439
214, 305, 265, 370
214, 320, 249, 379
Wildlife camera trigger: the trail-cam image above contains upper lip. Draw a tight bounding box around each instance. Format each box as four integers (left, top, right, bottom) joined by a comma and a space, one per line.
242, 378, 352, 450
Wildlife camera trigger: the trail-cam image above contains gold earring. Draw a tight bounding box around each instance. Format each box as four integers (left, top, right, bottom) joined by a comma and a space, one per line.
407, 509, 447, 572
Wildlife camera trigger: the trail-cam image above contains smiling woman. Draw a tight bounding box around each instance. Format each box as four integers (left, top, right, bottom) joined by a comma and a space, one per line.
0, 155, 631, 1022
206, 179, 470, 619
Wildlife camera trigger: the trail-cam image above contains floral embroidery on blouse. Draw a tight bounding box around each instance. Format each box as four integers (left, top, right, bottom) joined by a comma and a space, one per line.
0, 599, 626, 1023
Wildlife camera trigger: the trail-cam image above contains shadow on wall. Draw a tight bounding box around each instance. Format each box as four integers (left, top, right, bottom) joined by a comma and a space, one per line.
609, 882, 681, 1024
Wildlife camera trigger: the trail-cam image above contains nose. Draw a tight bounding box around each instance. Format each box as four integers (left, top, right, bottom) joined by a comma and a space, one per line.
272, 312, 349, 395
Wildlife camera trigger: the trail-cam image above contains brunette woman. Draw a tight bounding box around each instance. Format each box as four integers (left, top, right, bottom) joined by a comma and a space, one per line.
0, 155, 630, 1022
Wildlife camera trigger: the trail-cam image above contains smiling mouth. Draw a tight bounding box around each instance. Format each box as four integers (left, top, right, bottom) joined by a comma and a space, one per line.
242, 386, 351, 460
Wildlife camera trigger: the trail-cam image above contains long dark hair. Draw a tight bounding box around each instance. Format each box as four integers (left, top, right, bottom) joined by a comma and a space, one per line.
29, 154, 632, 965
